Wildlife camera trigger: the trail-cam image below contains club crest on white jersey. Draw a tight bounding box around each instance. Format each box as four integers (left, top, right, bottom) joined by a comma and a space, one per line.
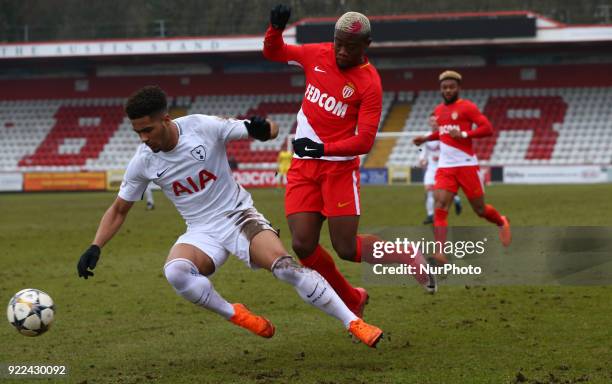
190, 145, 207, 161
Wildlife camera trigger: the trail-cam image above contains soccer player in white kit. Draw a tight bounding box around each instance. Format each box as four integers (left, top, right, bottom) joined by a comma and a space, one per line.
419, 116, 462, 224
76, 86, 383, 347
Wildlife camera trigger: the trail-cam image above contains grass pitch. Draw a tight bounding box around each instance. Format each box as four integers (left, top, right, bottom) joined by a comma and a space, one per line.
1, 185, 611, 383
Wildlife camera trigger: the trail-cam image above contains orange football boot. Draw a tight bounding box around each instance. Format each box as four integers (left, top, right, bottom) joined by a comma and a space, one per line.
229, 303, 275, 338
348, 319, 383, 348
499, 216, 512, 247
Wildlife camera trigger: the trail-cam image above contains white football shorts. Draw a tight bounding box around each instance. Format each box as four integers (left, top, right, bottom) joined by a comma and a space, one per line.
175, 206, 277, 273
424, 165, 438, 186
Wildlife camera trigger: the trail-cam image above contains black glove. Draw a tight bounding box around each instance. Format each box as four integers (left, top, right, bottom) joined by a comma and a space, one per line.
292, 138, 324, 158
244, 116, 271, 141
77, 245, 100, 279
270, 4, 291, 30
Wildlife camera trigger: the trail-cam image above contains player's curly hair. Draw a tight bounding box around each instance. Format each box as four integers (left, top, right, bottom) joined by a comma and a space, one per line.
125, 85, 168, 119
439, 70, 462, 83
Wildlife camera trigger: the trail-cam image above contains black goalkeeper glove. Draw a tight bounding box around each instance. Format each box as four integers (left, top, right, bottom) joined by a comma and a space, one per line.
244, 116, 271, 141
77, 245, 100, 279
292, 138, 324, 158
270, 4, 291, 30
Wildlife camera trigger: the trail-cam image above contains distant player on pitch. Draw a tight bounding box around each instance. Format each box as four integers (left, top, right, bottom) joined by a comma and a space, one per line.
76, 86, 383, 348
264, 4, 436, 311
144, 183, 155, 210
276, 148, 292, 188
419, 115, 462, 224
413, 71, 511, 264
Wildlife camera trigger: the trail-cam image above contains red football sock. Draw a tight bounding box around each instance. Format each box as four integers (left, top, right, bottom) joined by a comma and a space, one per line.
433, 208, 448, 244
299, 245, 360, 308
357, 234, 429, 285
481, 204, 504, 226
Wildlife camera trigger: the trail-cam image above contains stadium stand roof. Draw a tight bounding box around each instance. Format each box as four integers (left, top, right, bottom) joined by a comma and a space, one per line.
1, 11, 611, 60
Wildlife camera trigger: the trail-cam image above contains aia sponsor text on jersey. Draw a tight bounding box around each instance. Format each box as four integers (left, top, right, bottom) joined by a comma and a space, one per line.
172, 168, 218, 196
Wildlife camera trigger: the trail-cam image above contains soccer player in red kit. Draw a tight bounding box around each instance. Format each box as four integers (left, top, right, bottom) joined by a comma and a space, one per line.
264, 4, 436, 316
413, 71, 512, 264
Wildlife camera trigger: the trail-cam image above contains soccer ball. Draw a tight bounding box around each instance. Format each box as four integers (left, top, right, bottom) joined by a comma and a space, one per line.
6, 288, 55, 336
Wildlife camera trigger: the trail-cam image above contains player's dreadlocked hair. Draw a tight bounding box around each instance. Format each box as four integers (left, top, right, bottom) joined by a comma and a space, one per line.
125, 85, 168, 119
335, 11, 371, 38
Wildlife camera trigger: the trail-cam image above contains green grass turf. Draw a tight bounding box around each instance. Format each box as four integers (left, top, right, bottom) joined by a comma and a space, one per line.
1, 185, 611, 383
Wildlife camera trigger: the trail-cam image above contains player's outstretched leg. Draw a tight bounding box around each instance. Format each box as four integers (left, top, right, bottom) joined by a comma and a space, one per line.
299, 245, 369, 317
251, 230, 383, 347
271, 256, 383, 347
358, 234, 436, 294
164, 258, 274, 338
288, 213, 367, 317
328, 223, 437, 294
469, 197, 512, 247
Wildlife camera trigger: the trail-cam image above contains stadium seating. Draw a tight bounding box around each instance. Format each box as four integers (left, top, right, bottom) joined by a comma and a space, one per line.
188, 94, 302, 170
0, 92, 395, 172
388, 87, 612, 167
1, 84, 610, 173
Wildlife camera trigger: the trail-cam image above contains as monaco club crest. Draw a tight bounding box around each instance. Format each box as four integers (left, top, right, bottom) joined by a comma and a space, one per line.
190, 145, 207, 162
342, 83, 355, 99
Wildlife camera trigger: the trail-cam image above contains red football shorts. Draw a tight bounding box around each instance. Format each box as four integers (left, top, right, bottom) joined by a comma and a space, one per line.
285, 158, 360, 217
434, 165, 484, 199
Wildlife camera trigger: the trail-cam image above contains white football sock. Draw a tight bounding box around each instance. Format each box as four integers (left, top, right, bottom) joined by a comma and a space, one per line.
426, 190, 434, 216
163, 258, 234, 319
145, 186, 154, 205
271, 256, 357, 328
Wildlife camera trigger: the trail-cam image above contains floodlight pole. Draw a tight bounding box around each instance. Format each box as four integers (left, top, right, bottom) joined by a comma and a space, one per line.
156, 20, 166, 38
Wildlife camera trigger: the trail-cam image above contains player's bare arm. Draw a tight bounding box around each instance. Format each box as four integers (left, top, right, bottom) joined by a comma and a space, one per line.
92, 197, 134, 248
77, 197, 134, 279
414, 124, 440, 145
268, 119, 279, 139
413, 136, 428, 146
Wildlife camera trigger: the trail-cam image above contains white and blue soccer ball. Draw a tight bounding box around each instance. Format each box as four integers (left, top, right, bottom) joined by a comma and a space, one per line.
7, 288, 55, 336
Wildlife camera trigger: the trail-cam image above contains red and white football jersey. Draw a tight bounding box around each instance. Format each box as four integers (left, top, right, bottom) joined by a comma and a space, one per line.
429, 99, 493, 168
264, 26, 382, 161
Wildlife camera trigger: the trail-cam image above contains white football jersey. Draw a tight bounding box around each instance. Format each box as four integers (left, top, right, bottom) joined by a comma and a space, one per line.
119, 114, 253, 227
419, 141, 441, 172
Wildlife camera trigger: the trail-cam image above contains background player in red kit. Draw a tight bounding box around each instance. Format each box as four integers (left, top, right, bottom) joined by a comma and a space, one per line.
263, 4, 436, 315
413, 71, 512, 264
